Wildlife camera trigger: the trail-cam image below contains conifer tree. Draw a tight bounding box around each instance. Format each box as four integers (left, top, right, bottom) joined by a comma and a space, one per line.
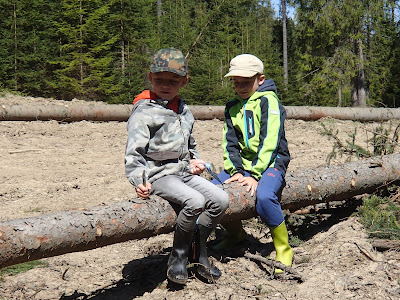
0, 0, 17, 91
1, 0, 399, 107
51, 0, 120, 101
108, 0, 158, 103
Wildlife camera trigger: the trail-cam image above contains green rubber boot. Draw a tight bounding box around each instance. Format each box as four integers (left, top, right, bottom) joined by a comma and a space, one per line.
212, 219, 246, 250
270, 221, 293, 275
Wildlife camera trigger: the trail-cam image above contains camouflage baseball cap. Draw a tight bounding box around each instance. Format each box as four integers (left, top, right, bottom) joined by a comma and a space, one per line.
150, 48, 187, 76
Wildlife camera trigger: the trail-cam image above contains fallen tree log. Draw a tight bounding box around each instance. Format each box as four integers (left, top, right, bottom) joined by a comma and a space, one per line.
0, 153, 399, 268
0, 104, 225, 122
371, 239, 400, 251
0, 103, 133, 122
1, 103, 400, 122
285, 106, 400, 121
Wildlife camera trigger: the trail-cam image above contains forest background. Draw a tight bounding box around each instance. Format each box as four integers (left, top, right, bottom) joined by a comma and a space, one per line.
0, 0, 400, 108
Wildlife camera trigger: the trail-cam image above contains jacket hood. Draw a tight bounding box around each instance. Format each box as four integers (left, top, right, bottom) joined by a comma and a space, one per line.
257, 79, 278, 95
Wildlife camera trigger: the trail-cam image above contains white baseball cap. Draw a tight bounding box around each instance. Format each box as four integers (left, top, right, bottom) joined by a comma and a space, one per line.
224, 54, 264, 77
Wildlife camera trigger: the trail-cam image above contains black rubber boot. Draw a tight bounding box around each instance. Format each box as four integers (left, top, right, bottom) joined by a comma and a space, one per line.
190, 225, 222, 281
167, 226, 194, 285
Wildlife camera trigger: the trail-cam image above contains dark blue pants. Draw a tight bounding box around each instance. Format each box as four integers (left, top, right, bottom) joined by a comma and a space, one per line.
212, 168, 285, 227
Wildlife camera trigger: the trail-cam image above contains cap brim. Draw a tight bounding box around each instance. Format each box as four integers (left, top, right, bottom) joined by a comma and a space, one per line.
224, 70, 258, 78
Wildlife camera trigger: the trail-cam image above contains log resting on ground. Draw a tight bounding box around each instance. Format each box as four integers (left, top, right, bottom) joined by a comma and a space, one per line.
0, 153, 399, 268
1, 104, 400, 121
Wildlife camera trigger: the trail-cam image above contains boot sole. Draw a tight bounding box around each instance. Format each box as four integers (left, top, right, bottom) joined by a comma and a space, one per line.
197, 267, 221, 282
167, 264, 189, 285
167, 273, 188, 285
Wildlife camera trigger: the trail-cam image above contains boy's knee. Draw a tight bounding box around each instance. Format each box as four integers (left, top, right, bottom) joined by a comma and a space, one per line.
221, 192, 230, 211
256, 193, 280, 214
187, 195, 207, 213
209, 188, 229, 212
256, 194, 284, 226
257, 190, 279, 204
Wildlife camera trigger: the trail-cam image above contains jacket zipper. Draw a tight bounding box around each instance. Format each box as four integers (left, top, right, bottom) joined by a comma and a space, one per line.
175, 112, 187, 173
243, 99, 250, 149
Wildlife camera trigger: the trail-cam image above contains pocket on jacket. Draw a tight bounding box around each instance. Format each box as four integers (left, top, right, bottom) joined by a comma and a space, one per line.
146, 151, 180, 161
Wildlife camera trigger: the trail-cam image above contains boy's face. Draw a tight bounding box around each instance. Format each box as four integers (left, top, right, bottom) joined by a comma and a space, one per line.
232, 74, 265, 100
149, 71, 188, 101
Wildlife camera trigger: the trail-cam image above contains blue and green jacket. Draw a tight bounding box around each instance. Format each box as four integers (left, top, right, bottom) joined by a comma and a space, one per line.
222, 79, 290, 180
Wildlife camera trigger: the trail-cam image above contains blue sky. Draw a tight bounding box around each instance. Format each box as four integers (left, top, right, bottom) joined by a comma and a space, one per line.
270, 0, 280, 10
270, 0, 295, 19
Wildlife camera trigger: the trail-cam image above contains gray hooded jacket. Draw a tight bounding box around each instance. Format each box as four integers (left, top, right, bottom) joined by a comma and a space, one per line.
125, 97, 200, 187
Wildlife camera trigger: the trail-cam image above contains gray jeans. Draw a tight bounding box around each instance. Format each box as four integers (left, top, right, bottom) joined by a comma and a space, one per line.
151, 174, 229, 232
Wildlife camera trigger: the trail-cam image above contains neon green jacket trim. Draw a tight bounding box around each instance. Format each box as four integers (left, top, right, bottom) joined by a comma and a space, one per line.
222, 90, 290, 180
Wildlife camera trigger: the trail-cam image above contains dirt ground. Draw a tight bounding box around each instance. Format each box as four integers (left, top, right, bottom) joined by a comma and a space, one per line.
0, 94, 399, 299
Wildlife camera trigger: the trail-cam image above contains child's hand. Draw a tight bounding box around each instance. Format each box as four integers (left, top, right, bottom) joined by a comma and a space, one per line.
238, 176, 258, 197
136, 182, 152, 199
224, 173, 244, 183
224, 173, 258, 197
189, 159, 206, 175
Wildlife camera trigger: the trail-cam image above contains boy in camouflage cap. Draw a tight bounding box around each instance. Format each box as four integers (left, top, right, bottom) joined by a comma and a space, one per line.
149, 47, 188, 76
125, 48, 229, 285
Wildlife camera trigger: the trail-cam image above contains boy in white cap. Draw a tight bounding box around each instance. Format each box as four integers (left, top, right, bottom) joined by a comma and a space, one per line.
212, 54, 293, 275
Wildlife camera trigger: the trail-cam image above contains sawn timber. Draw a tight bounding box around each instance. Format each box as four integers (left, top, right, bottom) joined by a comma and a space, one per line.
0, 153, 399, 268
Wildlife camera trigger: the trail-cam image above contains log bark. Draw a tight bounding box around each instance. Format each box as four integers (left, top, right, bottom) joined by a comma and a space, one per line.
1, 154, 400, 268
285, 106, 400, 121
0, 103, 133, 122
0, 104, 225, 122
219, 153, 400, 223
1, 104, 400, 122
371, 239, 400, 251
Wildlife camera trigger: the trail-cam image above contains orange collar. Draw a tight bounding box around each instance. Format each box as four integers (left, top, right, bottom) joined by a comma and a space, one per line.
133, 90, 179, 113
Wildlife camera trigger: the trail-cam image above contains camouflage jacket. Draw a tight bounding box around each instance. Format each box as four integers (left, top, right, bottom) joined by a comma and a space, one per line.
125, 97, 200, 187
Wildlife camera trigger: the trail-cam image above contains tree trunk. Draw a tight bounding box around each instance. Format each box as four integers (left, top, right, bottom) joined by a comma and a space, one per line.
157, 0, 162, 46
120, 0, 125, 76
79, 0, 84, 90
1, 104, 400, 122
13, 3, 18, 91
282, 0, 288, 88
352, 39, 367, 107
1, 153, 400, 269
